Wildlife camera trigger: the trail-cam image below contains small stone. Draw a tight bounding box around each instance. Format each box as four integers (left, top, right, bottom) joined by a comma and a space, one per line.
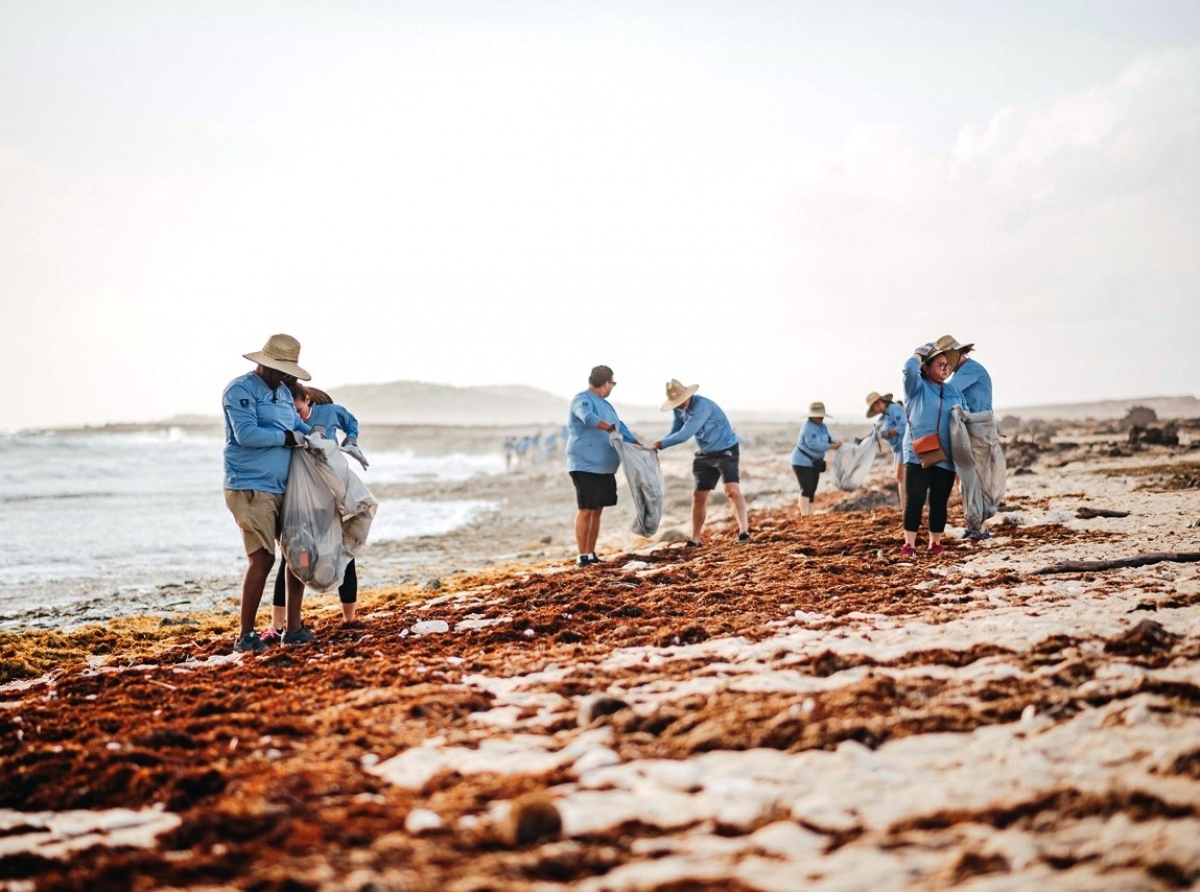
501, 792, 562, 847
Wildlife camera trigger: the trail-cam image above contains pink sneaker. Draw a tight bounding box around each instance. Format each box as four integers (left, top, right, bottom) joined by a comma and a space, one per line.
259, 625, 284, 645
900, 544, 915, 557
928, 542, 945, 555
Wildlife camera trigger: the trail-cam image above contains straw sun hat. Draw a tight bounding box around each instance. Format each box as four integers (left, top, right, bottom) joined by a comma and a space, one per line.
661, 379, 699, 412
807, 401, 831, 418
243, 333, 311, 381
865, 392, 893, 418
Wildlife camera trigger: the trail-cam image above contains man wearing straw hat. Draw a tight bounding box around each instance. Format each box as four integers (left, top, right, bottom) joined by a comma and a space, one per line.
653, 380, 750, 546
867, 391, 907, 507
222, 334, 315, 653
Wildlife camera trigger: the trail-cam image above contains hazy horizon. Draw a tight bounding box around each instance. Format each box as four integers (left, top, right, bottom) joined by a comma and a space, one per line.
3, 2, 1199, 430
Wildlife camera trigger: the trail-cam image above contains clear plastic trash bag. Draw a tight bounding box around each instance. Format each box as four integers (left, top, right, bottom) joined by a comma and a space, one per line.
949, 406, 1007, 533
281, 437, 378, 592
612, 437, 663, 538
831, 429, 881, 492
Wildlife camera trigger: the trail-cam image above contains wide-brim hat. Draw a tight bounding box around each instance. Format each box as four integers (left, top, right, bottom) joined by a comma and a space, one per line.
808, 401, 831, 418
934, 334, 973, 370
243, 333, 311, 381
661, 379, 699, 411
865, 392, 893, 418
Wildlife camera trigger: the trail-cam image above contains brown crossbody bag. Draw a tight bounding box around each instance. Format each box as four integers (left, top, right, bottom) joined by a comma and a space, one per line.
906, 388, 947, 468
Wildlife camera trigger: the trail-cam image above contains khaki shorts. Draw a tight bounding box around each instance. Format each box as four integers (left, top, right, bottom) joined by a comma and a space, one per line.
224, 489, 284, 556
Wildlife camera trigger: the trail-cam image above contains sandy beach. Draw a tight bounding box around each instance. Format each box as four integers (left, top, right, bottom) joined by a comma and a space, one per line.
2, 419, 1199, 890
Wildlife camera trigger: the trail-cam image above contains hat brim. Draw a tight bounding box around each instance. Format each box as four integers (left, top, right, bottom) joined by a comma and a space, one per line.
661, 384, 699, 412
243, 351, 312, 381
866, 393, 894, 418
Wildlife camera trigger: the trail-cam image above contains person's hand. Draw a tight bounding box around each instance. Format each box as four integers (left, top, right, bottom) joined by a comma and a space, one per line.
598, 420, 614, 432
652, 440, 662, 450
341, 443, 369, 469
831, 442, 843, 450
914, 342, 934, 359
285, 430, 307, 448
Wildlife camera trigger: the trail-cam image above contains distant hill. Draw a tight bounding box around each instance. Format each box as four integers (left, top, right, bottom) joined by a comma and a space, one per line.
997, 395, 1200, 422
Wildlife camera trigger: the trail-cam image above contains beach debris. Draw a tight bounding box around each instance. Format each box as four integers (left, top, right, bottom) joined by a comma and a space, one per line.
578, 694, 630, 727
1076, 506, 1131, 519
1032, 551, 1200, 575
500, 791, 562, 847
411, 620, 450, 635
1104, 619, 1181, 657
405, 808, 445, 834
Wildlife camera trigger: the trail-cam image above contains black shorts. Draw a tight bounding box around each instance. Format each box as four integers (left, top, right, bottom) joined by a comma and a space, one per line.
692, 445, 740, 491
570, 471, 618, 509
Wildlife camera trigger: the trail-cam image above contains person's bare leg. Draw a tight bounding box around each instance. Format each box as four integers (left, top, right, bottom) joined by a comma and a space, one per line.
271, 604, 286, 632
584, 508, 603, 555
342, 602, 356, 621
285, 570, 305, 633
240, 549, 274, 635
895, 462, 906, 509
725, 482, 749, 534
904, 529, 918, 548
575, 508, 601, 555
691, 489, 710, 542
798, 496, 812, 516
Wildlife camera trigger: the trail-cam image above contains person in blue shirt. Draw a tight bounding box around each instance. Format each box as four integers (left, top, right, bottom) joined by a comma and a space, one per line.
936, 334, 993, 413
901, 341, 968, 557
790, 401, 842, 516
652, 379, 750, 546
263, 383, 370, 641
867, 391, 908, 508
566, 365, 638, 567
222, 334, 314, 653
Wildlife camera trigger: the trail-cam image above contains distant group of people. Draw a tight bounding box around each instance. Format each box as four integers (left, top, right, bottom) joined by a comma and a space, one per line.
567, 333, 993, 569
222, 331, 995, 653
222, 334, 370, 653
502, 428, 565, 471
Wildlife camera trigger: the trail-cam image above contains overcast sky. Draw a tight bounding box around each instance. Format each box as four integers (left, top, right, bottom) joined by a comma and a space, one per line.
3, 1, 1198, 432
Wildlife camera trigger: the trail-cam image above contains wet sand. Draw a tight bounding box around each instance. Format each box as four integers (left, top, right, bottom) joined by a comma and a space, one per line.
2, 422, 1199, 890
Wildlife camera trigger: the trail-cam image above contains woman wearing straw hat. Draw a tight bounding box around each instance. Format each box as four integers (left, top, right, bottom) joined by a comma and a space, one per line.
937, 334, 993, 413
652, 380, 750, 546
789, 401, 842, 516
866, 391, 907, 508
222, 333, 315, 653
900, 341, 968, 557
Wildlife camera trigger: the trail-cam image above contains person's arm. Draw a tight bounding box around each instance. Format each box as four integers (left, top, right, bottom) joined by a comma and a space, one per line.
224, 382, 287, 448
658, 402, 711, 450
334, 405, 360, 443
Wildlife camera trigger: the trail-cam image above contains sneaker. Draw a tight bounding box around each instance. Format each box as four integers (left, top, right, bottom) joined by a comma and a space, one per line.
738, 531, 751, 542
234, 630, 268, 653
260, 626, 284, 646
900, 544, 916, 558
576, 555, 591, 567
281, 623, 316, 646
928, 542, 945, 555
588, 553, 602, 564
685, 539, 702, 548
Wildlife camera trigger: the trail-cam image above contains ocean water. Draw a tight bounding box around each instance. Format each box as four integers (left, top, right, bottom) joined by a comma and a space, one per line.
0, 429, 504, 629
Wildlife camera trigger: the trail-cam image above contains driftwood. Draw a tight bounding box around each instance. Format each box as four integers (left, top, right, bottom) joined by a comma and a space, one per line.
1076, 507, 1131, 519
1033, 552, 1200, 575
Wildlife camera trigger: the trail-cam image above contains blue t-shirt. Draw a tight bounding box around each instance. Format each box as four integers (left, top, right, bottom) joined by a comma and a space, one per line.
952, 357, 993, 413
790, 419, 834, 467
566, 390, 635, 474
308, 402, 359, 442
901, 357, 967, 470
876, 401, 907, 455
659, 395, 739, 454
222, 371, 308, 493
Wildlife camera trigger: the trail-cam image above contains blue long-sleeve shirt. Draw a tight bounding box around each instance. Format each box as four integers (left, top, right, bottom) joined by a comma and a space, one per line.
566, 390, 635, 474
876, 401, 908, 456
659, 395, 739, 454
951, 357, 993, 413
790, 419, 834, 467
901, 357, 967, 470
222, 371, 310, 493
308, 402, 359, 442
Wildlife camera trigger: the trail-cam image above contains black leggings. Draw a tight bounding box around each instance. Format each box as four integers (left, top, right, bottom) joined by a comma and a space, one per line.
273, 558, 358, 606
903, 463, 956, 533
792, 464, 820, 499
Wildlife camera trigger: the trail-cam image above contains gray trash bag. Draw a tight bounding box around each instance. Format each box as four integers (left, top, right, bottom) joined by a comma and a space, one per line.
612, 437, 663, 538
281, 437, 378, 592
949, 406, 1007, 534
831, 429, 880, 492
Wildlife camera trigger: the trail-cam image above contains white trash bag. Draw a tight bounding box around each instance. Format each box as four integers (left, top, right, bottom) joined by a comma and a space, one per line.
831, 429, 881, 492
612, 437, 663, 538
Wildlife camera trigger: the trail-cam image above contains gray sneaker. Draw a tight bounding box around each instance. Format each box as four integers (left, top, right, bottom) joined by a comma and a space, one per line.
234, 630, 268, 653
282, 623, 316, 646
